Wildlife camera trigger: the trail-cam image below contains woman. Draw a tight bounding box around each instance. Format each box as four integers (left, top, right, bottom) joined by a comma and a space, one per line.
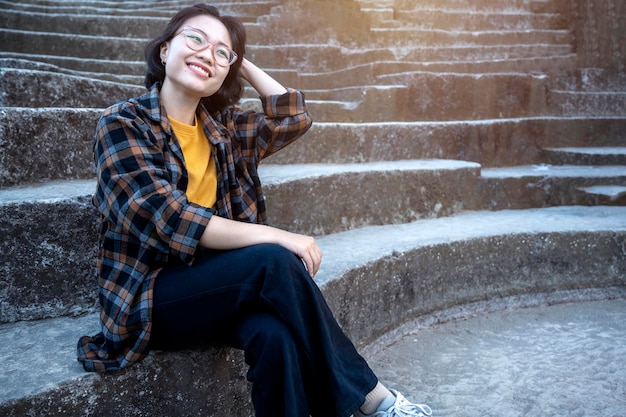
77, 4, 432, 417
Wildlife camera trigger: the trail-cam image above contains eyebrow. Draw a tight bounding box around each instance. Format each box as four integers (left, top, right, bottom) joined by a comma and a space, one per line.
185, 25, 233, 49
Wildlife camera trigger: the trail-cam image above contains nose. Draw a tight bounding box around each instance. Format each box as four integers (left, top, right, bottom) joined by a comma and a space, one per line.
195, 44, 215, 64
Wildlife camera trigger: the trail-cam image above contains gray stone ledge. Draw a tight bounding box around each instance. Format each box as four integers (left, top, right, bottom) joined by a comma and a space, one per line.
0, 205, 624, 416
2, 110, 625, 187
0, 160, 479, 323
479, 164, 626, 209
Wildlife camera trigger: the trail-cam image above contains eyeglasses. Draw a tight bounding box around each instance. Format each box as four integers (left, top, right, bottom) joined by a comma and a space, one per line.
174, 26, 238, 67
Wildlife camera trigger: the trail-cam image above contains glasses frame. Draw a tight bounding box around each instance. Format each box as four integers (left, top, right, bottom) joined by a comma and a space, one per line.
174, 26, 238, 67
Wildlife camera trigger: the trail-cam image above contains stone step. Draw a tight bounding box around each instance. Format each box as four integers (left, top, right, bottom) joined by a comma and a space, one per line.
0, 55, 146, 84
577, 185, 626, 205
269, 118, 608, 166
0, 43, 575, 85
479, 165, 626, 209
0, 52, 579, 98
541, 147, 626, 166
0, 0, 277, 20
391, 0, 547, 10
549, 90, 626, 117
0, 9, 169, 38
292, 54, 575, 90
237, 45, 576, 77
248, 72, 553, 122
3, 57, 595, 113
0, 107, 102, 188
3, 110, 625, 188
1, 26, 574, 73
365, 28, 571, 48
0, 7, 278, 38
0, 28, 148, 61
0, 68, 144, 107
382, 9, 566, 31
1, 205, 625, 416
550, 68, 626, 91
261, 160, 480, 234
0, 159, 479, 323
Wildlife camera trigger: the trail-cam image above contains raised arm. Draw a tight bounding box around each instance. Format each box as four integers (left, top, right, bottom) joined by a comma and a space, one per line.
239, 58, 288, 96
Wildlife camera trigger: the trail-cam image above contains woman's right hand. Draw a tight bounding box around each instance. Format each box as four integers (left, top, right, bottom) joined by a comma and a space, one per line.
273, 229, 322, 277
200, 215, 322, 277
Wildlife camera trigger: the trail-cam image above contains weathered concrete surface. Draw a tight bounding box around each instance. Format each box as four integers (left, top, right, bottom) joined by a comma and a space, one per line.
2, 110, 625, 188
0, 69, 144, 108
0, 160, 478, 323
0, 181, 99, 323
263, 160, 480, 234
265, 118, 626, 167
542, 146, 626, 166
316, 207, 626, 348
0, 206, 624, 416
479, 165, 626, 209
367, 297, 626, 417
2, 67, 556, 123
0, 108, 101, 188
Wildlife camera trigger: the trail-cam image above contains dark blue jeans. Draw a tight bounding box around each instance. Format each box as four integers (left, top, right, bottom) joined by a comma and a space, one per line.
150, 243, 378, 417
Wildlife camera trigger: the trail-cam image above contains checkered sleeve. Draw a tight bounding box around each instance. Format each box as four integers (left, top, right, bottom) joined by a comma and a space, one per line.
94, 102, 213, 263
233, 89, 313, 161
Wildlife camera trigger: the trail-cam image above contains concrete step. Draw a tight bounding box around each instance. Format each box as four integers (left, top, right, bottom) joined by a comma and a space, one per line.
12, 64, 618, 122
261, 160, 481, 234
383, 9, 566, 31
1, 205, 625, 416
0, 107, 102, 188
1, 27, 574, 75
479, 164, 626, 209
550, 68, 626, 91
268, 119, 574, 166
541, 147, 626, 166
577, 185, 626, 205
365, 28, 571, 48
290, 54, 575, 90
0, 28, 148, 61
3, 110, 625, 188
0, 68, 144, 107
373, 54, 577, 78
0, 0, 277, 20
0, 9, 169, 38
248, 71, 552, 122
0, 159, 479, 323
247, 41, 572, 65
391, 0, 547, 10
549, 90, 626, 117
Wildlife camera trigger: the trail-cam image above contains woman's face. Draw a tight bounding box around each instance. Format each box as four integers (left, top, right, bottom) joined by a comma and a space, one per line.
160, 14, 233, 99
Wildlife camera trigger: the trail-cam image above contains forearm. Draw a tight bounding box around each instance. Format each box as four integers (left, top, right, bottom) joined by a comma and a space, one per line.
200, 215, 322, 277
239, 58, 288, 96
200, 215, 281, 250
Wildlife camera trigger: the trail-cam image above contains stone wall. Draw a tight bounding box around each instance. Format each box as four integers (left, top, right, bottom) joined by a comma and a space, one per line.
569, 0, 626, 74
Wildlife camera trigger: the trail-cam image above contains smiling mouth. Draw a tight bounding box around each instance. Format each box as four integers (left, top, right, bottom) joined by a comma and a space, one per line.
188, 63, 211, 78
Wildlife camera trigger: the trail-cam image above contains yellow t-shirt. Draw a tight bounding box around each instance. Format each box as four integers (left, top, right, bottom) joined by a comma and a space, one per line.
169, 116, 218, 208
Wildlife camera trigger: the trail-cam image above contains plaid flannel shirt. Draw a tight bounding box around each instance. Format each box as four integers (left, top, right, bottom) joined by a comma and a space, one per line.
77, 84, 312, 372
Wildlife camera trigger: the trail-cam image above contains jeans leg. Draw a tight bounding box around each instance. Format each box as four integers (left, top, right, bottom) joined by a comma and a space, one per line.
225, 311, 310, 417
249, 245, 378, 417
150, 243, 378, 417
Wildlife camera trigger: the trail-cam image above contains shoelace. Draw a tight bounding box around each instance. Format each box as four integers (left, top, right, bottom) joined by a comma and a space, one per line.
388, 392, 433, 417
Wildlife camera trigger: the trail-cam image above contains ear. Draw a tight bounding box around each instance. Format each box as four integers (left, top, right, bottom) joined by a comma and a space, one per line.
160, 42, 169, 65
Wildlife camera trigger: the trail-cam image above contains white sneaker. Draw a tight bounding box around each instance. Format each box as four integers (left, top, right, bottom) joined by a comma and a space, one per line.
354, 389, 432, 417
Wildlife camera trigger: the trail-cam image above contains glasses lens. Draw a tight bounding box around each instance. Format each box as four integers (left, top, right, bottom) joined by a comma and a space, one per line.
180, 27, 237, 66
214, 46, 234, 66
183, 29, 207, 50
